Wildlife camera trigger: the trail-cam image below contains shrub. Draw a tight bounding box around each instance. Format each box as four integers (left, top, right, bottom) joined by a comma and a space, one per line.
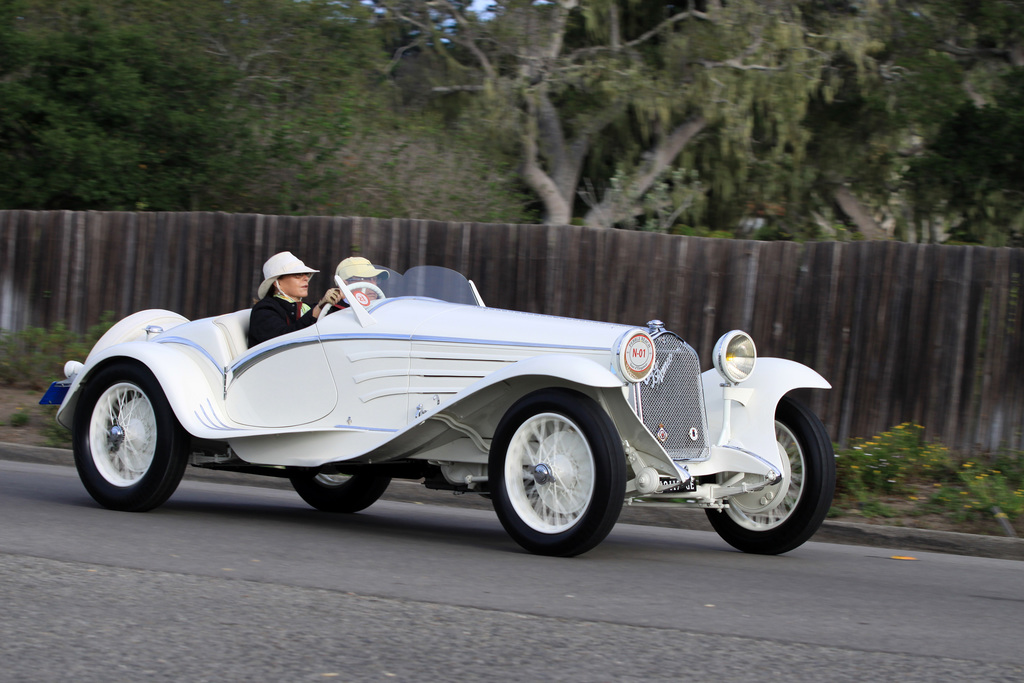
834, 423, 1024, 529
0, 315, 114, 389
834, 423, 955, 499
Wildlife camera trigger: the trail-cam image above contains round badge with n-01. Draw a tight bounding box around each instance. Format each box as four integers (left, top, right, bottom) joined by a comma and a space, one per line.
622, 332, 655, 382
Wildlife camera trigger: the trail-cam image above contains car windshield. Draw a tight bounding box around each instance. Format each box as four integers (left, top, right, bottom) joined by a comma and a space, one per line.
373, 265, 481, 306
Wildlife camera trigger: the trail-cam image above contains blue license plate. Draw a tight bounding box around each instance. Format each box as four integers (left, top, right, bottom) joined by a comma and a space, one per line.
39, 381, 71, 405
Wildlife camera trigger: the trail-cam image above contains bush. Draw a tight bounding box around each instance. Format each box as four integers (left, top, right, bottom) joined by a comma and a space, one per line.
0, 315, 114, 389
834, 423, 1024, 529
835, 423, 955, 498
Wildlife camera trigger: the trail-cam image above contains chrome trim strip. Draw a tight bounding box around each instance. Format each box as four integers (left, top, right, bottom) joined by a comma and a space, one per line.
321, 331, 608, 352
331, 424, 398, 433
195, 399, 234, 431
411, 335, 608, 352
155, 336, 223, 373
230, 336, 321, 375
319, 333, 410, 344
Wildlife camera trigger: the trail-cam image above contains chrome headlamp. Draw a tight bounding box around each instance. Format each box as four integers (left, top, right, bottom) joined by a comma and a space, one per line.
713, 330, 756, 384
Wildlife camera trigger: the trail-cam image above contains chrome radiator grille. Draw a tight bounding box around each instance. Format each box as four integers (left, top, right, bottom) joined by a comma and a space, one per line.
630, 332, 710, 461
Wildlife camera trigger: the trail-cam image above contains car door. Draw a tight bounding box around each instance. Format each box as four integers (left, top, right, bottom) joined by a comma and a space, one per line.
224, 325, 337, 428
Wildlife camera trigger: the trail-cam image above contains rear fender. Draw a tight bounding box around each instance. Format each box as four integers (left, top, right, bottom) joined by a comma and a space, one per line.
85, 309, 188, 363
57, 341, 222, 435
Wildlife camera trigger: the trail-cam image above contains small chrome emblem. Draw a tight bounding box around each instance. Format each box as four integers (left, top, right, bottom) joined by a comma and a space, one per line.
689, 427, 699, 441
656, 424, 669, 443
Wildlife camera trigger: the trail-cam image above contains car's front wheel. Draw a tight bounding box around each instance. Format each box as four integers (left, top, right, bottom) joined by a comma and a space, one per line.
288, 471, 392, 513
706, 394, 835, 554
73, 362, 188, 511
489, 389, 626, 557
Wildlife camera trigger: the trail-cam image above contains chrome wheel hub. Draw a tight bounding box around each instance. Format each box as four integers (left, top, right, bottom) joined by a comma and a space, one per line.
532, 463, 554, 485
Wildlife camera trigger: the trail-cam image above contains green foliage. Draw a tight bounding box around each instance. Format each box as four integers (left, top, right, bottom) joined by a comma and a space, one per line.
941, 457, 1024, 521
909, 69, 1024, 246
0, 0, 532, 220
0, 315, 114, 389
835, 423, 956, 498
326, 114, 538, 223
834, 423, 1024, 529
0, 2, 246, 210
5, 0, 1024, 235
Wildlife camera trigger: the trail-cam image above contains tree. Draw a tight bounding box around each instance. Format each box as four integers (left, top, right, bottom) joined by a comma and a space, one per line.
0, 1, 245, 210
908, 69, 1024, 245
376, 0, 877, 230
797, 0, 1024, 243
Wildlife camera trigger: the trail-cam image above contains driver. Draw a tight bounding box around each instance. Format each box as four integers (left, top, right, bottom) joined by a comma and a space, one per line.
333, 256, 390, 309
248, 251, 341, 346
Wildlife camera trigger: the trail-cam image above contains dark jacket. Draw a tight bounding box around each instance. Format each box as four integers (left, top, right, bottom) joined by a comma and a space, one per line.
248, 295, 317, 347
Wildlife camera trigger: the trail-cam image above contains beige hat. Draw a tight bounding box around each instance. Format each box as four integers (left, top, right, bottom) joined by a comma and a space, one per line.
336, 256, 389, 282
257, 251, 319, 299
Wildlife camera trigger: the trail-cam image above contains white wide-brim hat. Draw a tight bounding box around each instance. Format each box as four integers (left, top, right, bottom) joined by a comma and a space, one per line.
258, 251, 319, 299
336, 256, 389, 282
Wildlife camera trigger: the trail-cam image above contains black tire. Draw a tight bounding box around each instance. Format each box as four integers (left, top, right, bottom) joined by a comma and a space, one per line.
288, 471, 392, 513
706, 394, 836, 554
72, 362, 188, 512
489, 389, 626, 557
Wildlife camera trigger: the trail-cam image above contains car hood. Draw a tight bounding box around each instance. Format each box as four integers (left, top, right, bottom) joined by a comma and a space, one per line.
363, 297, 641, 353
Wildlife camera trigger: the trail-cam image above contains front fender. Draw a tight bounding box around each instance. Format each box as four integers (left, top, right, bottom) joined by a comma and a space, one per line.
699, 358, 830, 474
57, 341, 223, 436
424, 353, 625, 434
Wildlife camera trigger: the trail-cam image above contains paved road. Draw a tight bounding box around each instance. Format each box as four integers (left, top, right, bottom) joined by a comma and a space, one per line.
4, 442, 1023, 561
2, 460, 1022, 682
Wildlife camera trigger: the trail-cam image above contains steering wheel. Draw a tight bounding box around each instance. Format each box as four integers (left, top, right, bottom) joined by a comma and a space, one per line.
346, 281, 386, 307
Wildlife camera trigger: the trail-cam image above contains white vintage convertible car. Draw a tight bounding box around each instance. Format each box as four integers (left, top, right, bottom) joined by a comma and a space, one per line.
42, 266, 835, 557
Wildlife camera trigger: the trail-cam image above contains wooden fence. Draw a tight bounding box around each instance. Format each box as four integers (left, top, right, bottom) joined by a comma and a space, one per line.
2, 210, 1022, 454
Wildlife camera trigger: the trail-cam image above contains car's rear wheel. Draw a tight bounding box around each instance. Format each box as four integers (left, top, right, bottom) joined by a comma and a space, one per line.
73, 362, 188, 512
706, 394, 835, 554
489, 389, 626, 557
288, 472, 392, 513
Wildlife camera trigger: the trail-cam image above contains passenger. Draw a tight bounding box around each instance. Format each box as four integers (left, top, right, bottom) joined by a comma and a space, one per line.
248, 251, 341, 346
333, 256, 390, 308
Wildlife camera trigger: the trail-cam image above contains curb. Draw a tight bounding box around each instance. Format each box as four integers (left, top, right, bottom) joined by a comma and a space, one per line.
4, 442, 1021, 561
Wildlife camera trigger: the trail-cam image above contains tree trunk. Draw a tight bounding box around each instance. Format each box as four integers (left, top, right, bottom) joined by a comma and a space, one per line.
583, 117, 706, 228
833, 185, 886, 239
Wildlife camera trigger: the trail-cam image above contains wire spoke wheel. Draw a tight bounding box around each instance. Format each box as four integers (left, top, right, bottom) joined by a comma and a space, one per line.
73, 363, 188, 512
490, 389, 625, 557
88, 382, 158, 487
505, 412, 596, 533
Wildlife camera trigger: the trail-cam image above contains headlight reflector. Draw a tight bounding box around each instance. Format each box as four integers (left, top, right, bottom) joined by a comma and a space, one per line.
713, 330, 756, 384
